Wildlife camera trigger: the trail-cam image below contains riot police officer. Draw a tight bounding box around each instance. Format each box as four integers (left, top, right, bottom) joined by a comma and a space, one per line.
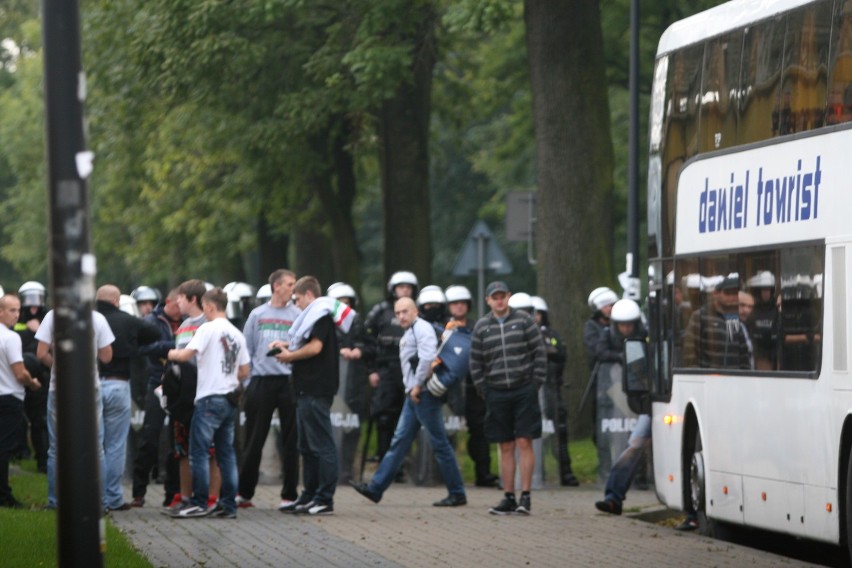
14, 281, 49, 472
131, 286, 162, 318
364, 271, 418, 463
327, 282, 369, 484
583, 287, 618, 370
531, 295, 580, 487
445, 285, 500, 488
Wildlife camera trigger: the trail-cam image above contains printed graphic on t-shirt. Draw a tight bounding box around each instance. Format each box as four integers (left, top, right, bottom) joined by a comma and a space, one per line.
219, 333, 241, 375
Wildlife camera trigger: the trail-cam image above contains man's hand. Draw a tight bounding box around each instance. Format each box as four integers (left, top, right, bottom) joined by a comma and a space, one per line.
369, 372, 380, 388
410, 384, 421, 404
28, 378, 41, 391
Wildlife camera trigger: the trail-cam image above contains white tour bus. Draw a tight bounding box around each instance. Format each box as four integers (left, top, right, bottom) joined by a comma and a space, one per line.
642, 0, 852, 553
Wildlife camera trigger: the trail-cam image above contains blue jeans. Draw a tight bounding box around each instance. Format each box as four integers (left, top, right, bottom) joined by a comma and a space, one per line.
296, 395, 338, 505
604, 413, 651, 505
189, 395, 238, 512
101, 379, 131, 509
369, 391, 465, 499
47, 389, 106, 508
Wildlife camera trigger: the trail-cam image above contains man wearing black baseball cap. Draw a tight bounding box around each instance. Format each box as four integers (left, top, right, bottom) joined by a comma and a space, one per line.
470, 281, 546, 516
683, 272, 750, 370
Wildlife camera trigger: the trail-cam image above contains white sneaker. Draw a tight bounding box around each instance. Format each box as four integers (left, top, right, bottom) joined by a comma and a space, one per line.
277, 499, 295, 511
236, 495, 254, 509
171, 504, 209, 518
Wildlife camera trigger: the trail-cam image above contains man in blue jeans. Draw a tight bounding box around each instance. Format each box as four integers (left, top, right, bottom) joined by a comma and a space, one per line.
351, 296, 467, 507
167, 288, 250, 519
272, 276, 341, 516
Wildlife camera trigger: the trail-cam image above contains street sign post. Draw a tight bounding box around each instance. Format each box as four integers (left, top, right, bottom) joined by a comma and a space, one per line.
452, 221, 512, 316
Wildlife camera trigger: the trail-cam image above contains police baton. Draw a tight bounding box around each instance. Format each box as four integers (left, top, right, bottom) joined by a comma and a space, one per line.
578, 362, 600, 413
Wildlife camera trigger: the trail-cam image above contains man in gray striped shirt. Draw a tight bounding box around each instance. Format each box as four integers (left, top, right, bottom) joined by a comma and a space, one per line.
470, 281, 546, 516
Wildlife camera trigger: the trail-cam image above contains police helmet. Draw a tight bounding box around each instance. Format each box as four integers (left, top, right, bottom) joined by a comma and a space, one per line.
256, 284, 272, 302
530, 295, 548, 312
131, 285, 161, 304
444, 285, 472, 304
611, 299, 641, 323
747, 270, 776, 289
588, 287, 618, 312
387, 271, 419, 296
119, 294, 140, 317
18, 281, 46, 307
328, 282, 357, 302
224, 282, 256, 320
417, 285, 446, 306
507, 292, 533, 310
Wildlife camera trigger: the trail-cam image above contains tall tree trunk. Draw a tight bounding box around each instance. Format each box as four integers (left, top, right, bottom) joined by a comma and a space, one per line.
311, 117, 362, 292
292, 196, 335, 288
377, 7, 436, 284
257, 213, 290, 280
525, 0, 615, 438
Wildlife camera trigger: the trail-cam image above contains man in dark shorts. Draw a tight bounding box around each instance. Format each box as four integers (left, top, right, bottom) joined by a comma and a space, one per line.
470, 281, 546, 516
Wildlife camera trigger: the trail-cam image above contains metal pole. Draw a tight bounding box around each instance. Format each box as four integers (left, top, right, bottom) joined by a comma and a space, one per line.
42, 0, 104, 565
476, 234, 486, 318
627, 0, 640, 281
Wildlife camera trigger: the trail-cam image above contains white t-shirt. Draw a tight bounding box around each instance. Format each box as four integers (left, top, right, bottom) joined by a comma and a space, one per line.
35, 309, 116, 391
0, 325, 25, 400
186, 317, 249, 403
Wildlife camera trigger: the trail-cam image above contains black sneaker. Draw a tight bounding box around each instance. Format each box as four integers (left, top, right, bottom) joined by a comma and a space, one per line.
0, 497, 25, 509
349, 480, 381, 504
488, 497, 517, 515
560, 473, 580, 487
515, 494, 531, 515
209, 502, 237, 519
433, 494, 467, 507
475, 474, 501, 488
280, 495, 312, 514
594, 499, 622, 516
306, 502, 333, 515
675, 515, 699, 531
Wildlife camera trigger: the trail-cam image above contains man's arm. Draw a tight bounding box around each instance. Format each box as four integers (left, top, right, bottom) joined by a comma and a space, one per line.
36, 341, 53, 368
276, 337, 322, 363
238, 363, 250, 381
98, 345, 113, 364
167, 347, 198, 363
526, 318, 547, 387
468, 324, 485, 393
11, 361, 38, 390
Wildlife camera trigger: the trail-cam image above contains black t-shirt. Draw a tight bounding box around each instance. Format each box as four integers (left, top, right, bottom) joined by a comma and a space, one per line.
292, 315, 339, 397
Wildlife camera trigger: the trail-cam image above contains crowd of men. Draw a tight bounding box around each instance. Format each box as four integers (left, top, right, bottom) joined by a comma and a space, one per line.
1, 270, 593, 518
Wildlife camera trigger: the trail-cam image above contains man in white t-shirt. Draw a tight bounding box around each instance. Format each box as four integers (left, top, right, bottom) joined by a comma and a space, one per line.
0, 294, 40, 508
167, 288, 250, 519
36, 306, 115, 509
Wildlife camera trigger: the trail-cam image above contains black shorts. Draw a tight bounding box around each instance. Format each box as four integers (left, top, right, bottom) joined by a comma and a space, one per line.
484, 382, 542, 443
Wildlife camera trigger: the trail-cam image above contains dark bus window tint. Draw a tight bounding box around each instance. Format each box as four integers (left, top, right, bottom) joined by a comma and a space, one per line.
742, 252, 781, 371
779, 2, 832, 135
740, 16, 786, 143
700, 32, 744, 152
778, 246, 823, 372
680, 256, 749, 370
671, 260, 700, 369
661, 44, 704, 256
827, 0, 852, 125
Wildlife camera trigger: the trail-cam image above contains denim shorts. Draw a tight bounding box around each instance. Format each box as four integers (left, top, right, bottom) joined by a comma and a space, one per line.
484, 382, 542, 443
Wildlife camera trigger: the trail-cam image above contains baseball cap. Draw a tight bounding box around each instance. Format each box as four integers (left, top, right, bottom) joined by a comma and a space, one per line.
485, 281, 510, 297
716, 273, 740, 291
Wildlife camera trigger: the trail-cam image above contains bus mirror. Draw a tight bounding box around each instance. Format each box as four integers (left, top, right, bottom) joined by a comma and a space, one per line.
623, 339, 650, 395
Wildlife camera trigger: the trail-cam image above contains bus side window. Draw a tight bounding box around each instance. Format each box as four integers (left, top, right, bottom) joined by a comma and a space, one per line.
827, 0, 852, 125
700, 32, 743, 152
740, 16, 785, 144
777, 247, 824, 373
779, 2, 832, 135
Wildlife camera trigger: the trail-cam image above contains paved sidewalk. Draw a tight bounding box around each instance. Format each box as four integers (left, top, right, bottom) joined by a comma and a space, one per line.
110, 483, 817, 567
